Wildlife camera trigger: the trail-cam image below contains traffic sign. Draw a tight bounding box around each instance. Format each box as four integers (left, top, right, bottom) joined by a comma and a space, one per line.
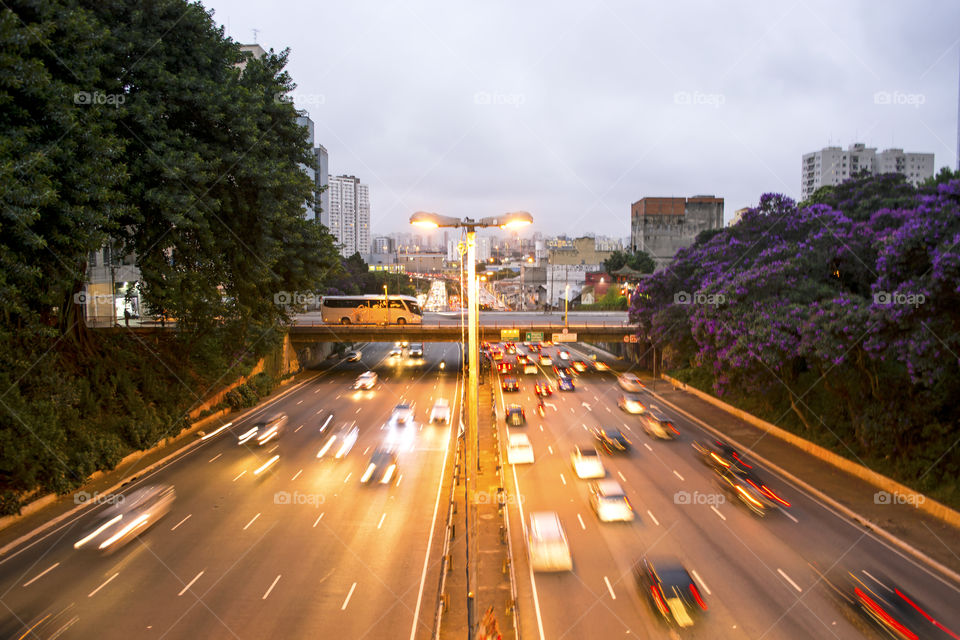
623, 334, 639, 343
552, 332, 577, 343
526, 331, 544, 342
500, 329, 520, 340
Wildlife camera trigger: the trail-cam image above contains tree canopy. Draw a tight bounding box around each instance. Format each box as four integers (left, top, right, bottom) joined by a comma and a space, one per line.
603, 249, 655, 275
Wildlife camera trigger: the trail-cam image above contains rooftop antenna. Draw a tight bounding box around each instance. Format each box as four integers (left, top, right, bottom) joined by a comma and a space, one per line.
252, 28, 259, 43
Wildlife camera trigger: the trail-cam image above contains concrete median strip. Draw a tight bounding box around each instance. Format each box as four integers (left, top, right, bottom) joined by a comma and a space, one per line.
649, 376, 960, 588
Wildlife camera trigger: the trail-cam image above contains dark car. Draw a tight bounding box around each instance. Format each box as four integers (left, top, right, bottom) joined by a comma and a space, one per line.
553, 365, 574, 378
534, 381, 553, 397
497, 361, 513, 373
692, 439, 753, 473
501, 376, 519, 392
557, 375, 575, 391
816, 566, 960, 640
506, 404, 526, 427
635, 557, 708, 629
713, 466, 772, 516
639, 412, 679, 440
361, 448, 399, 485
595, 427, 631, 454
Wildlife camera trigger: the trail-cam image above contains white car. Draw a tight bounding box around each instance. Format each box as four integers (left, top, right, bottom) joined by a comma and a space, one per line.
429, 399, 451, 424
617, 373, 645, 392
523, 363, 538, 375
618, 393, 646, 414
539, 355, 553, 366
389, 347, 403, 358
317, 423, 359, 459
528, 511, 572, 572
506, 433, 534, 464
593, 360, 611, 371
590, 480, 634, 522
353, 371, 378, 390
571, 446, 605, 479
390, 403, 414, 425
558, 350, 570, 361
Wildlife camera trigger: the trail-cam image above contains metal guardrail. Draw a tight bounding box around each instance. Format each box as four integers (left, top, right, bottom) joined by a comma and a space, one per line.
290, 320, 634, 328
491, 378, 521, 640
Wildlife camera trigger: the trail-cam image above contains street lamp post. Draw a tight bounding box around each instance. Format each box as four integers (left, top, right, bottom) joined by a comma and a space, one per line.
410, 210, 532, 638
564, 283, 570, 328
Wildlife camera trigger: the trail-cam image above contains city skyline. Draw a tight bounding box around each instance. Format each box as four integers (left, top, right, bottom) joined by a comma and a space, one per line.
208, 0, 958, 237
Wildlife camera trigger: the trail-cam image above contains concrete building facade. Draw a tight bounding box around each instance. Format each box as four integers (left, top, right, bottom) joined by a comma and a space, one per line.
327, 175, 370, 257
314, 145, 329, 226
630, 195, 724, 265
547, 236, 616, 266
800, 143, 934, 201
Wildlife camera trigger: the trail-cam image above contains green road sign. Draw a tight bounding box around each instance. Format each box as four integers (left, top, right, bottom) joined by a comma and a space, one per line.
525, 331, 544, 342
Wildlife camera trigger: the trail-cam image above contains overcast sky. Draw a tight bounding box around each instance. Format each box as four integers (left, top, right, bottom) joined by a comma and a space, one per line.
203, 0, 959, 239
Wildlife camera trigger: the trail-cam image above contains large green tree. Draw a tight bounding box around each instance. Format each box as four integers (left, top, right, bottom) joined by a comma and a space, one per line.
603, 249, 655, 275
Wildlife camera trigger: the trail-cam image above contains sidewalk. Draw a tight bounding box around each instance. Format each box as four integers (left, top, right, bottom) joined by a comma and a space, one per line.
641, 376, 960, 581
441, 372, 516, 640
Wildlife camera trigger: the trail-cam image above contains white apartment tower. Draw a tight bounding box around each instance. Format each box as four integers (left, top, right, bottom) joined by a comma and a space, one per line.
801, 143, 934, 201
328, 175, 370, 257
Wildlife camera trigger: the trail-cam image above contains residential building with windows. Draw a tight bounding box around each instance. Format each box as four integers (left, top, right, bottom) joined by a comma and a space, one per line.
800, 143, 934, 201
327, 174, 370, 257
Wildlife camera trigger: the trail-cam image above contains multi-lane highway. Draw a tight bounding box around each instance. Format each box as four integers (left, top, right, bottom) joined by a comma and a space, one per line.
0, 343, 462, 639
494, 343, 960, 640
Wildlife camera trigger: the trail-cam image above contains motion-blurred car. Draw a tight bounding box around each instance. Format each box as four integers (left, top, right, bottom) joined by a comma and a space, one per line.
390, 403, 414, 425
639, 412, 679, 440
693, 439, 753, 473
590, 480, 634, 522
361, 448, 399, 484
501, 376, 519, 392
506, 404, 526, 426
713, 466, 774, 516
389, 346, 403, 358
523, 363, 538, 375
558, 349, 570, 360
534, 381, 553, 397
490, 348, 503, 360
539, 355, 553, 366
617, 373, 645, 392
593, 360, 611, 372
571, 360, 589, 373
429, 398, 451, 424
497, 361, 513, 373
504, 343, 517, 355
571, 446, 605, 478
818, 566, 959, 640
557, 375, 575, 391
73, 485, 176, 552
408, 343, 423, 358
554, 365, 573, 378
635, 558, 708, 629
345, 350, 362, 362
618, 393, 647, 414
238, 413, 288, 446
527, 511, 572, 572
507, 433, 535, 464
516, 353, 529, 365
317, 423, 359, 459
353, 371, 378, 390
595, 426, 631, 454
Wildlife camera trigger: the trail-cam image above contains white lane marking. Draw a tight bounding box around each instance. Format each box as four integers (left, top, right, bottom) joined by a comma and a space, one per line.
547, 446, 553, 455
673, 470, 685, 481
178, 571, 204, 596
780, 508, 799, 523
355, 408, 362, 414
243, 513, 261, 531
617, 471, 627, 482
710, 505, 726, 521
267, 444, 279, 454
291, 469, 303, 481
296, 400, 303, 405
313, 513, 325, 527
363, 446, 370, 455
23, 563, 59, 587
778, 568, 803, 592
294, 424, 304, 433
539, 425, 544, 431
262, 574, 282, 599
396, 474, 403, 487
315, 409, 324, 414
570, 408, 575, 413
644, 443, 653, 451
88, 572, 119, 598
647, 510, 660, 526
691, 569, 711, 595
378, 513, 387, 529
208, 453, 222, 463
341, 582, 357, 610
336, 394, 342, 400
233, 470, 246, 482
314, 388, 322, 394
560, 473, 566, 485
606, 407, 612, 412
171, 514, 192, 531
603, 576, 616, 599
577, 514, 586, 530
343, 472, 352, 483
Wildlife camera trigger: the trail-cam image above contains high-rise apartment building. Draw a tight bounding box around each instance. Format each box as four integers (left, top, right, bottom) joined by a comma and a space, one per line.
327, 175, 370, 257
800, 143, 934, 201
